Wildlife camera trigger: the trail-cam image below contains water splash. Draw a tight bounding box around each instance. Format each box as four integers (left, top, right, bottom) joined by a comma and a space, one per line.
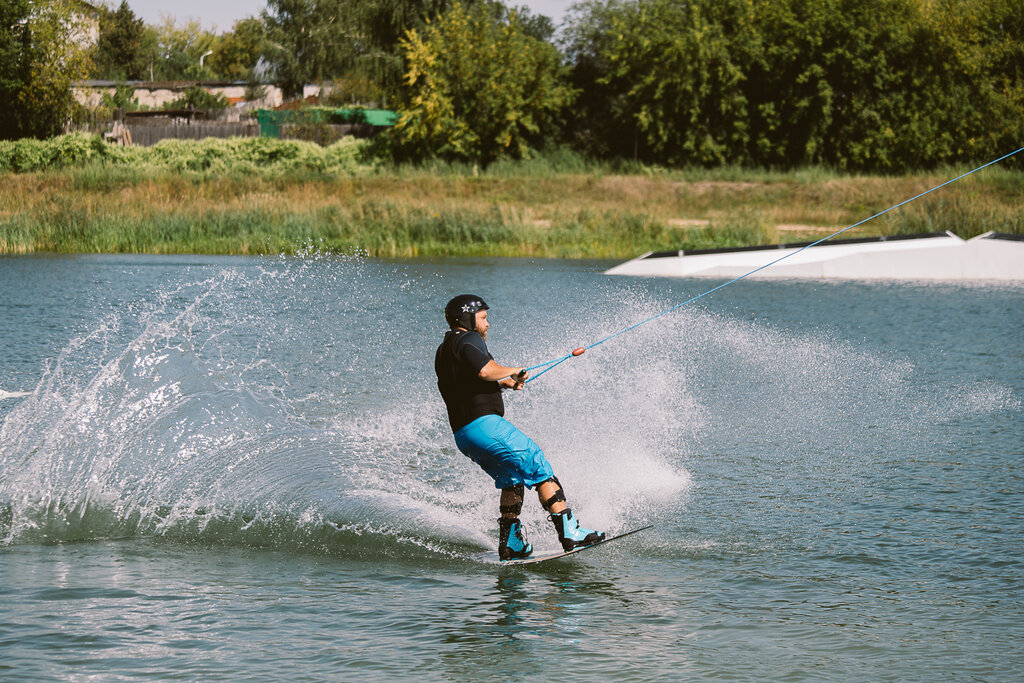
0, 257, 427, 553
3, 255, 1013, 559
0, 254, 685, 556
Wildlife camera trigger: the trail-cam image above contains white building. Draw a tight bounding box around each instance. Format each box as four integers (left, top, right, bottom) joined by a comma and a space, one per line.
72, 81, 332, 111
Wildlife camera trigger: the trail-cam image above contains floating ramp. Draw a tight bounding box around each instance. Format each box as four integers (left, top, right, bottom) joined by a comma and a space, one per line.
605, 231, 1024, 281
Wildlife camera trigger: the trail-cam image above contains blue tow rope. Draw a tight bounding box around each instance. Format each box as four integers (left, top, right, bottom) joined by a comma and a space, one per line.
524, 147, 1024, 384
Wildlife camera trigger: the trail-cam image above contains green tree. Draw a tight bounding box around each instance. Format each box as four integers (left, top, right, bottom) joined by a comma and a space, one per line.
206, 16, 267, 81
151, 16, 217, 80
506, 3, 553, 41
262, 0, 354, 98
347, 1, 548, 97
93, 0, 148, 80
596, 0, 757, 166
347, 0, 448, 97
563, 0, 1024, 170
263, 0, 476, 100
0, 0, 32, 138
762, 0, 1019, 170
809, 0, 933, 169
560, 0, 630, 158
565, 0, 764, 164
395, 1, 573, 165
926, 0, 1024, 167
99, 82, 143, 111
14, 0, 93, 138
739, 0, 833, 167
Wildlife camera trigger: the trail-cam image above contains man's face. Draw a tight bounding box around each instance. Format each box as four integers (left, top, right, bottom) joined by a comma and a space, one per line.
474, 310, 489, 340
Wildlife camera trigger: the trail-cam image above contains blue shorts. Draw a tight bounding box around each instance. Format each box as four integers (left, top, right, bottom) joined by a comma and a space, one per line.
453, 415, 555, 490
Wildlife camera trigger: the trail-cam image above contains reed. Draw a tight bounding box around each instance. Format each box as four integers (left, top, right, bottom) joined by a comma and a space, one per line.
1, 153, 1020, 257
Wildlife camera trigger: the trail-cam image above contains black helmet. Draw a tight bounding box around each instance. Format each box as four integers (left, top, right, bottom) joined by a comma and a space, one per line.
445, 294, 489, 330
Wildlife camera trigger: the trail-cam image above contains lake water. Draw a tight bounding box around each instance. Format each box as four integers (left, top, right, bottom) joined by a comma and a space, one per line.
1, 254, 1022, 680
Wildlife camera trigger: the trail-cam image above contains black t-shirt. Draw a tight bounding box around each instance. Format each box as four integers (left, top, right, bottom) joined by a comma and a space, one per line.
435, 329, 504, 432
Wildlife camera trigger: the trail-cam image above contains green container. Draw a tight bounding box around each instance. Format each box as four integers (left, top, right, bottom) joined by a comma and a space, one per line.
257, 108, 397, 138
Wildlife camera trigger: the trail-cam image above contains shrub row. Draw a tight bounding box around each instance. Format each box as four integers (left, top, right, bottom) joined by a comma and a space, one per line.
0, 133, 374, 176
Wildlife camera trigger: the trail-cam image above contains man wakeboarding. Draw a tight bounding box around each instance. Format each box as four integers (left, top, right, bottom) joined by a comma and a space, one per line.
434, 294, 605, 561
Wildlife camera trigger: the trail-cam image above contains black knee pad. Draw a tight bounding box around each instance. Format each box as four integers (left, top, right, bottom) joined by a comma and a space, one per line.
502, 484, 525, 498
500, 484, 525, 515
539, 477, 566, 511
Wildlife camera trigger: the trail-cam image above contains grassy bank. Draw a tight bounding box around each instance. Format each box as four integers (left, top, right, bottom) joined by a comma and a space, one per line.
1, 148, 1022, 257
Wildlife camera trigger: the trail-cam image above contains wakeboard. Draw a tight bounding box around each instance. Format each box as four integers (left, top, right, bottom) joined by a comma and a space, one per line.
475, 525, 652, 566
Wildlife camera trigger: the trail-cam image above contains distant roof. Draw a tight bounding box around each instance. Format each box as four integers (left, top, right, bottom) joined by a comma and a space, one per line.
75, 80, 259, 88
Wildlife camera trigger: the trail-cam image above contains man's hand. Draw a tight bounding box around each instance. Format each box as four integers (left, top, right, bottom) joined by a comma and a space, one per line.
480, 360, 529, 386
497, 368, 528, 390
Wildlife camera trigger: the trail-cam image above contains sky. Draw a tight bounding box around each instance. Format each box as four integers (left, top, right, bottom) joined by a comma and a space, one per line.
126, 0, 576, 32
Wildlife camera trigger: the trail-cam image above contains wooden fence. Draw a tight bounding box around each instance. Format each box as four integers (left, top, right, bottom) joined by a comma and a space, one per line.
125, 121, 259, 146
72, 108, 387, 146
70, 109, 261, 147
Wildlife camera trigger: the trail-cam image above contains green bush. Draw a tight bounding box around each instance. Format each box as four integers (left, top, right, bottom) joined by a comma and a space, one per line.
0, 133, 110, 172
0, 133, 375, 176
99, 83, 144, 112
136, 136, 375, 175
163, 86, 230, 111
564, 0, 1024, 171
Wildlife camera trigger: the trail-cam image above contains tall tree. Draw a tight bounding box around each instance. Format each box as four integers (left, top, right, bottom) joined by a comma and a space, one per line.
562, 0, 1024, 170
595, 0, 756, 166
928, 0, 1024, 167
263, 0, 472, 99
13, 0, 93, 138
262, 0, 354, 98
93, 0, 148, 80
150, 16, 217, 81
206, 17, 267, 81
395, 1, 573, 165
0, 0, 32, 138
348, 0, 447, 92
562, 0, 658, 159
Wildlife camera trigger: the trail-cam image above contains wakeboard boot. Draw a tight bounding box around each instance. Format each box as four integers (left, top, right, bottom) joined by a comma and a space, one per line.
549, 509, 605, 552
498, 517, 533, 561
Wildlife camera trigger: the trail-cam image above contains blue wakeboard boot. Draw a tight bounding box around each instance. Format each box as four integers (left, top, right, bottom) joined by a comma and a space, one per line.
550, 509, 605, 552
498, 517, 533, 561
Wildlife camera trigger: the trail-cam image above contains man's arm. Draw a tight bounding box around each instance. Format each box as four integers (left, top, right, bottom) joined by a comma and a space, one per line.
479, 360, 528, 389
457, 332, 527, 388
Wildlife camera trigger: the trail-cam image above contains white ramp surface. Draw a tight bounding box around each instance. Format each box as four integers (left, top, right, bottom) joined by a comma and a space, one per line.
605, 232, 1024, 281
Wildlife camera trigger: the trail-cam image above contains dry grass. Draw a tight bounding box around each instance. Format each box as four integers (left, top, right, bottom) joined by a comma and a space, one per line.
1, 163, 1021, 256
